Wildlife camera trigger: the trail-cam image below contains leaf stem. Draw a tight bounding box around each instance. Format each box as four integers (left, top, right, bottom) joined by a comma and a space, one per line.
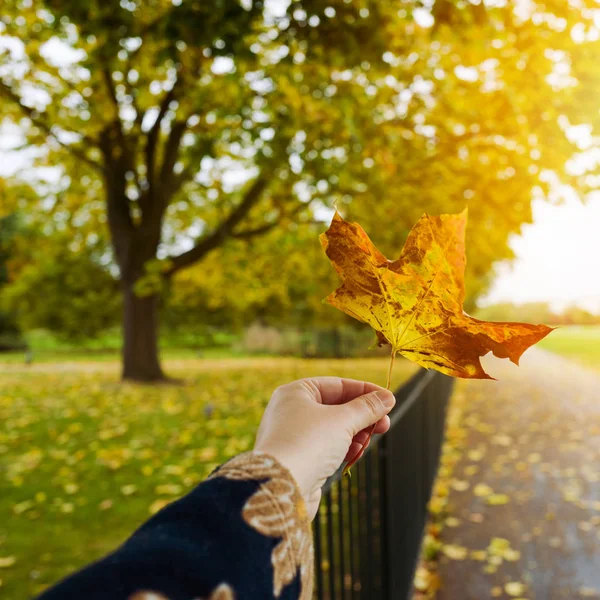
386, 350, 396, 390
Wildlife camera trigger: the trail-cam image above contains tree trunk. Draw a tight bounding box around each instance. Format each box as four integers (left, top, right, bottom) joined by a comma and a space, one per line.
122, 283, 165, 382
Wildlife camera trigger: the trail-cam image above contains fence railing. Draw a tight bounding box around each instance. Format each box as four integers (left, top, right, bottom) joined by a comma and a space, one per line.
313, 368, 454, 600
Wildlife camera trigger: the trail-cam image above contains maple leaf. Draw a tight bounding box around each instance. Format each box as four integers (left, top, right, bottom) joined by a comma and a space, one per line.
321, 209, 552, 475
320, 209, 552, 380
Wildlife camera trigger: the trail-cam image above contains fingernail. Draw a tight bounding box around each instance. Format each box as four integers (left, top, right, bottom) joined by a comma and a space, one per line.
376, 390, 395, 408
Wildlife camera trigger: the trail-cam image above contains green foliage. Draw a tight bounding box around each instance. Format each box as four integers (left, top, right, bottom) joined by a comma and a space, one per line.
2, 240, 121, 340
1, 0, 600, 346
475, 302, 557, 324
164, 222, 342, 330
0, 356, 416, 597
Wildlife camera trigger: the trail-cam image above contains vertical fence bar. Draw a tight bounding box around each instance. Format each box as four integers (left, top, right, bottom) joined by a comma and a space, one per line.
378, 432, 390, 600
373, 445, 382, 595
364, 450, 374, 599
338, 478, 346, 599
345, 474, 357, 599
352, 457, 361, 600
358, 456, 370, 600
314, 505, 324, 600
326, 488, 336, 600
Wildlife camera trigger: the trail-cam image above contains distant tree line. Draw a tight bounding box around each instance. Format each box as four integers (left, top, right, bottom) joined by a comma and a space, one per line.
0, 214, 25, 349
475, 302, 600, 326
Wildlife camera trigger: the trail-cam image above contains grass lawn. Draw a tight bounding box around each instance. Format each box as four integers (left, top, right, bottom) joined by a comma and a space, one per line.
0, 346, 248, 364
537, 325, 600, 370
0, 355, 416, 598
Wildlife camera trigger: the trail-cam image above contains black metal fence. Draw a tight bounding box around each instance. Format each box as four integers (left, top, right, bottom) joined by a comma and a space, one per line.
313, 368, 454, 600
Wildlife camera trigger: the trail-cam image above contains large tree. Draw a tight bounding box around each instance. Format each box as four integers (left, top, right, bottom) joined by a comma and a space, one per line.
1, 0, 599, 379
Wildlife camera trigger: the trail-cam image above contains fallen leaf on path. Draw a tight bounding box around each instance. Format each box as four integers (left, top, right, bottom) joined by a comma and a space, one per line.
505, 582, 527, 597
451, 479, 470, 491
474, 483, 494, 497
486, 493, 510, 505
442, 544, 468, 560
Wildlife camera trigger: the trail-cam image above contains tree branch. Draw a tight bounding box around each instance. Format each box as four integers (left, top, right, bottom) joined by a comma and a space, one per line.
101, 67, 127, 145
159, 120, 187, 189
158, 132, 217, 211
145, 83, 179, 188
166, 175, 269, 275
0, 83, 104, 173
231, 221, 279, 240
161, 164, 196, 203
232, 201, 307, 240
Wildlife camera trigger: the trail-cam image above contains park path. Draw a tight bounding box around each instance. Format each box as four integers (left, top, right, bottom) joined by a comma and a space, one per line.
435, 349, 600, 600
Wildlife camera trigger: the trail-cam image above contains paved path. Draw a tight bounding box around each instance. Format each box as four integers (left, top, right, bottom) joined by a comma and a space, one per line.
436, 349, 600, 600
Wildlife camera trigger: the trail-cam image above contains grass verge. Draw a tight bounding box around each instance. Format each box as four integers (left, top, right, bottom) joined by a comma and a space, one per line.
1, 356, 415, 598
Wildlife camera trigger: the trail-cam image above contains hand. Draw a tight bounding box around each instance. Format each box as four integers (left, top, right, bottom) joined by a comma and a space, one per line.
253, 377, 396, 519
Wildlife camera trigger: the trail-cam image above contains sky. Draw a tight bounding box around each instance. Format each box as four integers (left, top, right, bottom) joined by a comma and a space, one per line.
480, 192, 600, 314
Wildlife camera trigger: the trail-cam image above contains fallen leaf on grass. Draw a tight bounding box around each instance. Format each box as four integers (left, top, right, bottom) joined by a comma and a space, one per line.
149, 499, 172, 515
121, 484, 137, 496
13, 500, 34, 515
99, 499, 113, 511
0, 557, 16, 568
155, 484, 183, 496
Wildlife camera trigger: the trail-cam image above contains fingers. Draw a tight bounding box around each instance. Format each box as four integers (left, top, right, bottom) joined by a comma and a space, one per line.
344, 415, 390, 462
344, 389, 396, 435
352, 430, 370, 446
292, 377, 388, 406
344, 441, 367, 463
352, 416, 390, 445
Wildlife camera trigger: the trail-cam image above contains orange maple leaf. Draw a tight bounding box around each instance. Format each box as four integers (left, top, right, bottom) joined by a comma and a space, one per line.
320, 210, 552, 472
321, 209, 552, 379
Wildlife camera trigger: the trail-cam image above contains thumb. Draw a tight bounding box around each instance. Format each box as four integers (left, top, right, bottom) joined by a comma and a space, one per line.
342, 389, 396, 435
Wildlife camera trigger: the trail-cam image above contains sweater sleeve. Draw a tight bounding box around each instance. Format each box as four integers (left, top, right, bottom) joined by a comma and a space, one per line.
37, 452, 314, 600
